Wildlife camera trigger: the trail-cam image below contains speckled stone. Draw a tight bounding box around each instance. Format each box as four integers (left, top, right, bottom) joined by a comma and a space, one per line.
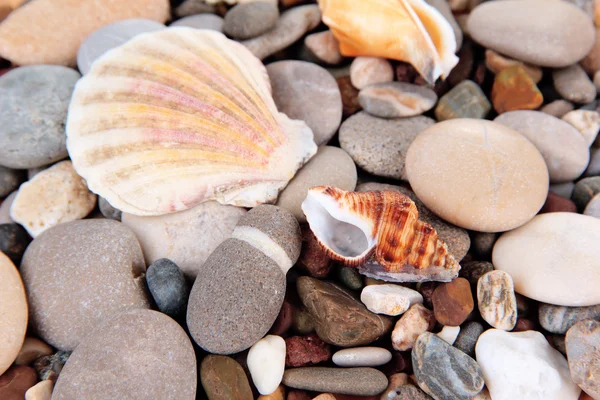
224, 1, 278, 39
432, 278, 474, 327
52, 310, 196, 400
0, 66, 79, 169
572, 177, 600, 211
391, 304, 436, 351
359, 82, 437, 118
337, 266, 364, 291
340, 112, 435, 181
201, 355, 253, 400
283, 367, 388, 396
0, 223, 31, 264
32, 351, 70, 382
454, 321, 484, 358
539, 303, 600, 334
170, 14, 224, 31
146, 258, 190, 318
267, 61, 342, 146
285, 334, 331, 367
20, 219, 150, 351
0, 166, 23, 197
553, 64, 597, 104
566, 320, 600, 399
477, 270, 517, 330
296, 226, 332, 278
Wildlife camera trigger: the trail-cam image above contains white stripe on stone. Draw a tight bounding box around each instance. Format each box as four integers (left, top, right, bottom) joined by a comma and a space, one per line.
232, 226, 293, 274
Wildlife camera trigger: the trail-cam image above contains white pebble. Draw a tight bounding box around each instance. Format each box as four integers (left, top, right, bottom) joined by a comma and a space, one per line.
437, 325, 460, 345
247, 335, 286, 395
360, 284, 423, 316
332, 347, 392, 367
25, 380, 54, 400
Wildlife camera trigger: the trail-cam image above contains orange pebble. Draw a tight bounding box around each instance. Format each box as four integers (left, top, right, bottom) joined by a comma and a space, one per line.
491, 65, 543, 114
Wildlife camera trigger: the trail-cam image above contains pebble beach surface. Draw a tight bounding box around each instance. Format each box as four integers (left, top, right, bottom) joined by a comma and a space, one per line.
1, 0, 600, 399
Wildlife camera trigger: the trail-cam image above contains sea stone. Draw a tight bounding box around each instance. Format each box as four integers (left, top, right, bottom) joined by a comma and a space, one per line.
0, 365, 38, 400
491, 65, 543, 113
20, 219, 150, 350
359, 82, 437, 118
338, 266, 364, 291
477, 270, 517, 330
304, 30, 343, 65
146, 258, 190, 318
391, 303, 436, 351
539, 191, 578, 214
122, 201, 246, 279
201, 355, 253, 400
553, 64, 597, 104
485, 49, 543, 83
25, 380, 53, 400
572, 176, 600, 211
437, 325, 460, 345
32, 351, 69, 382
360, 284, 423, 316
454, 321, 484, 358
380, 373, 431, 400
267, 61, 342, 145
539, 303, 600, 334
562, 110, 600, 146
541, 99, 575, 118
332, 347, 392, 368
297, 276, 393, 347
467, 0, 595, 67
223, 1, 279, 39
0, 223, 31, 265
296, 226, 332, 278
52, 310, 196, 400
493, 212, 600, 306
242, 5, 320, 60
566, 320, 600, 399
0, 252, 27, 375
10, 161, 97, 237
476, 329, 580, 400
340, 112, 435, 181
98, 196, 121, 220
170, 14, 224, 31
0, 66, 80, 169
0, 0, 170, 66
15, 337, 53, 366
406, 119, 548, 232
247, 335, 286, 395
435, 80, 491, 121
282, 367, 388, 396
432, 278, 473, 327
0, 166, 22, 197
350, 57, 394, 90
412, 332, 484, 400
337, 76, 362, 117
285, 334, 331, 367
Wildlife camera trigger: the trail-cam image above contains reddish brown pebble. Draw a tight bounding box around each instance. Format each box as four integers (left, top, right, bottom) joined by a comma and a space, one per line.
580, 392, 595, 400
336, 76, 361, 118
285, 334, 331, 367
297, 227, 332, 278
395, 62, 418, 83
539, 192, 578, 214
0, 365, 38, 400
288, 390, 312, 400
270, 301, 293, 336
431, 278, 474, 326
512, 318, 536, 332
491, 65, 543, 114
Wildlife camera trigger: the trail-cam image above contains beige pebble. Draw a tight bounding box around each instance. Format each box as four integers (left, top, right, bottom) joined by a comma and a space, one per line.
10, 161, 96, 237
350, 57, 394, 89
304, 30, 343, 65
562, 109, 600, 146
25, 380, 54, 400
15, 337, 53, 366
477, 270, 518, 330
358, 82, 438, 118
485, 49, 542, 83
553, 64, 597, 104
541, 100, 575, 118
391, 304, 435, 351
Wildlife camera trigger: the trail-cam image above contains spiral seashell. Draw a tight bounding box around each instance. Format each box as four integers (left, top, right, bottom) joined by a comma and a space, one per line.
66, 28, 317, 216
301, 186, 460, 282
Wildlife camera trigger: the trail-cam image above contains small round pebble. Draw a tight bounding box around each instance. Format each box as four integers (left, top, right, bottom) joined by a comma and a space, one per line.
248, 335, 287, 395
337, 266, 364, 291
360, 284, 423, 316
0, 191, 17, 224
170, 14, 224, 31
572, 176, 600, 211
304, 30, 343, 65
562, 109, 600, 146
358, 82, 437, 118
552, 64, 597, 104
437, 325, 460, 345
584, 192, 600, 218
332, 347, 392, 367
350, 57, 394, 90
541, 99, 575, 118
201, 355, 253, 400
146, 258, 190, 318
224, 1, 279, 40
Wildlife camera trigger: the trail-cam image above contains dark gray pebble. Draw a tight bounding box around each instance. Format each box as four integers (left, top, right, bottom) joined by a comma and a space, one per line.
0, 223, 31, 265
146, 258, 190, 318
454, 321, 484, 358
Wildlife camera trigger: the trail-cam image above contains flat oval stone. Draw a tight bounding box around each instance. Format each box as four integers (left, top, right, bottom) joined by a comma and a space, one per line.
267, 61, 342, 145
493, 212, 600, 306
406, 119, 549, 232
553, 64, 597, 104
201, 355, 253, 400
0, 66, 80, 169
0, 252, 27, 375
20, 219, 150, 350
223, 1, 279, 40
467, 0, 595, 67
565, 320, 600, 399
380, 373, 431, 400
283, 367, 388, 396
494, 110, 590, 183
332, 347, 392, 367
540, 303, 600, 334
276, 146, 356, 222
477, 270, 517, 331
146, 258, 190, 318
52, 310, 196, 400
170, 14, 224, 31
77, 19, 165, 75
358, 82, 437, 118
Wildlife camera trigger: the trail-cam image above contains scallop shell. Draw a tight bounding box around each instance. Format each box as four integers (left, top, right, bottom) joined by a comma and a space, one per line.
66, 28, 317, 216
317, 0, 459, 84
301, 186, 460, 282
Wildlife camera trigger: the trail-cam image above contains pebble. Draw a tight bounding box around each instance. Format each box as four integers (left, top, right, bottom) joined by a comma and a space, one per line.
10, 161, 97, 237
539, 303, 600, 334
337, 266, 364, 291
292, 308, 316, 335
248, 335, 286, 395
187, 205, 301, 354
485, 49, 543, 83
285, 334, 331, 367
25, 380, 53, 400
297, 276, 393, 347
477, 270, 517, 330
283, 367, 388, 396
340, 112, 435, 181
174, 0, 215, 18
476, 329, 580, 400
332, 347, 392, 367
53, 310, 196, 400
470, 233, 498, 260
224, 1, 279, 39
271, 301, 293, 336
243, 5, 320, 60
304, 30, 343, 65
391, 304, 435, 351
495, 110, 589, 183
15, 338, 53, 366
0, 252, 27, 375
357, 182, 470, 261
434, 80, 491, 121
583, 28, 600, 74
0, 0, 169, 66
432, 278, 474, 327
454, 321, 484, 358
459, 261, 493, 286
360, 284, 423, 316
0, 166, 22, 198
296, 227, 332, 278
406, 119, 548, 232
539, 191, 578, 214
584, 193, 600, 217
337, 76, 362, 117
566, 320, 600, 399
467, 0, 595, 67
412, 332, 485, 400
553, 64, 597, 104
146, 258, 190, 318
122, 201, 245, 279
0, 365, 38, 400
0, 191, 16, 224
98, 196, 121, 220
492, 212, 600, 306
541, 100, 575, 118
350, 57, 394, 90
437, 325, 461, 345
380, 373, 431, 400
20, 219, 150, 350
32, 351, 69, 382
572, 176, 600, 211
359, 82, 437, 118
584, 148, 600, 177
0, 223, 31, 264
77, 19, 165, 74
170, 14, 224, 31
202, 355, 253, 400
550, 181, 575, 199
267, 61, 342, 146
491, 65, 543, 113
562, 110, 600, 146
0, 66, 79, 169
